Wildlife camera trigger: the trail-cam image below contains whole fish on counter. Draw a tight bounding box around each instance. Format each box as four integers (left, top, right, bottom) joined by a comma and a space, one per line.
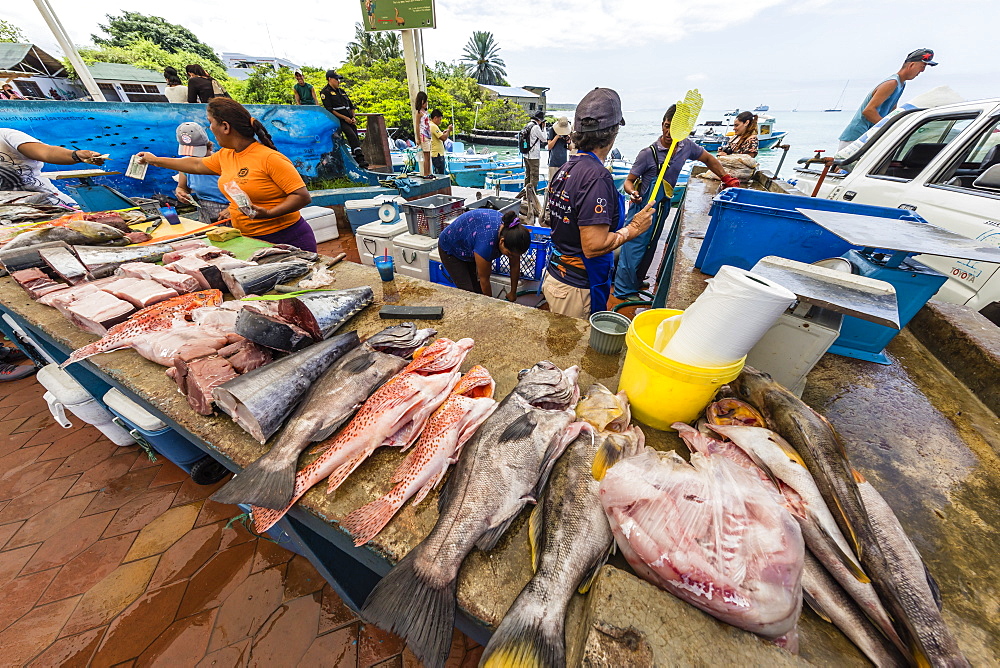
61, 290, 223, 367
212, 323, 436, 509
0, 218, 126, 250
222, 259, 312, 298
360, 361, 584, 668
251, 337, 474, 534
481, 384, 644, 668
277, 287, 374, 340
341, 365, 498, 546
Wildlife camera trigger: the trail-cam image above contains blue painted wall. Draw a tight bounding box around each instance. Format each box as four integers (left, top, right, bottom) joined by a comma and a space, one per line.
0, 101, 376, 202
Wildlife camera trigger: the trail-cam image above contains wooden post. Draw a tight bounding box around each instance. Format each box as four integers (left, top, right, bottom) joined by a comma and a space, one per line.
401, 29, 424, 142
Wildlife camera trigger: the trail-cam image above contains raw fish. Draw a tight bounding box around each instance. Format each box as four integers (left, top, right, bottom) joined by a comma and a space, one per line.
166, 256, 213, 289
131, 324, 231, 366
358, 361, 583, 668
234, 308, 314, 352
222, 259, 312, 298
11, 268, 66, 299
0, 219, 125, 250
277, 287, 374, 339
72, 244, 174, 269
117, 262, 201, 293
341, 365, 497, 546
0, 241, 73, 274
39, 246, 89, 284
102, 277, 179, 308
65, 291, 135, 335
212, 323, 435, 509
175, 354, 238, 415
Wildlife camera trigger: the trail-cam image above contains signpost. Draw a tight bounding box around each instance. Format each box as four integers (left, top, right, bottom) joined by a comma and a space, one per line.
359, 0, 436, 31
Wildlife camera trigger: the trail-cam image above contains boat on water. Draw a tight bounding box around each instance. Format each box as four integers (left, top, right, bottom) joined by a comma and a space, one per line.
389, 142, 520, 186
691, 114, 787, 151
484, 157, 631, 195
753, 104, 769, 112
825, 80, 850, 112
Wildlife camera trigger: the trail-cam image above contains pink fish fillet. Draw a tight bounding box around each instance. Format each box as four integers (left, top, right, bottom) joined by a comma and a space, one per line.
340, 365, 497, 546
252, 338, 473, 534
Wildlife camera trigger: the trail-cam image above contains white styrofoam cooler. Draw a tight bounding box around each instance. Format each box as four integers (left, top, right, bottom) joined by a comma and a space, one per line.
35, 365, 133, 446
392, 232, 438, 282
489, 275, 541, 301
746, 306, 843, 397
356, 220, 408, 267
301, 206, 340, 243
346, 195, 405, 233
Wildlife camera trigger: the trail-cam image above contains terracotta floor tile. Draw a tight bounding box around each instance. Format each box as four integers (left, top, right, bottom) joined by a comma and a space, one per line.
0, 444, 47, 485
21, 509, 116, 575
219, 520, 255, 550
40, 533, 137, 605
27, 626, 106, 668
176, 540, 256, 619
136, 607, 217, 667
110, 661, 134, 668
0, 458, 63, 501
250, 539, 294, 575
11, 410, 57, 434
282, 554, 326, 602
3, 397, 49, 422
301, 623, 360, 667
130, 451, 159, 471
21, 419, 77, 448
0, 567, 58, 632
195, 499, 236, 528
0, 520, 24, 551
83, 467, 162, 517
206, 565, 285, 652
65, 454, 139, 498
147, 522, 224, 590
6, 491, 95, 550
0, 595, 81, 666
319, 584, 360, 635
36, 427, 105, 462
0, 428, 36, 454
0, 474, 78, 525
372, 656, 403, 668
359, 621, 407, 668
247, 593, 321, 667
149, 462, 191, 488
197, 638, 251, 668
0, 416, 29, 437
0, 543, 38, 587
123, 502, 200, 563
102, 487, 179, 538
90, 580, 187, 668
51, 439, 120, 479
60, 556, 158, 637
171, 474, 231, 508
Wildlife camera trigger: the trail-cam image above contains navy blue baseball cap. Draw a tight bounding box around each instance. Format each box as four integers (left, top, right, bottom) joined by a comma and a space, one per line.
574, 88, 625, 133
905, 49, 937, 66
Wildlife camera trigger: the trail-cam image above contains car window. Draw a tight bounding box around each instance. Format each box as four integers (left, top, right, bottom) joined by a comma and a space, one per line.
931, 115, 1000, 191
869, 115, 977, 181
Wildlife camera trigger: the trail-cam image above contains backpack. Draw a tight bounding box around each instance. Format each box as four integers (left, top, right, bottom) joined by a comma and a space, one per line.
518, 123, 536, 155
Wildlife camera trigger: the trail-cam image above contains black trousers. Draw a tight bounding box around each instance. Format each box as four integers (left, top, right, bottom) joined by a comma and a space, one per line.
439, 249, 484, 294
340, 121, 362, 151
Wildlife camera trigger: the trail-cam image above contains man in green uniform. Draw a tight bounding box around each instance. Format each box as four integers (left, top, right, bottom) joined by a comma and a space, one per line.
292, 72, 316, 105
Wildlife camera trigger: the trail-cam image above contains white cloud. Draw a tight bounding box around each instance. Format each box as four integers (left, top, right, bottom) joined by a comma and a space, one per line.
685, 73, 708, 82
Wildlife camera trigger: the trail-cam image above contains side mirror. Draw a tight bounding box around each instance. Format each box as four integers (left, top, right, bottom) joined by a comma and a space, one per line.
973, 163, 1000, 190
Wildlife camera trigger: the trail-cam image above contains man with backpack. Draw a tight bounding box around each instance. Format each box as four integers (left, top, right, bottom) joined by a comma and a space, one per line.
519, 110, 547, 217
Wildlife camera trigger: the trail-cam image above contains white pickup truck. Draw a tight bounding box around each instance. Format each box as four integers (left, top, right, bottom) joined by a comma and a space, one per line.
790, 98, 1000, 322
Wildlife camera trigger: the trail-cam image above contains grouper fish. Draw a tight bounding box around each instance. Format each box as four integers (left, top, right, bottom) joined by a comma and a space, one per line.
212, 323, 436, 509
481, 384, 644, 668
361, 361, 585, 668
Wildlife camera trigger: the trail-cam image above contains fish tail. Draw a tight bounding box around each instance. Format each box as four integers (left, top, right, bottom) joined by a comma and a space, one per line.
340, 489, 407, 546
361, 548, 457, 668
250, 501, 294, 534
210, 449, 297, 510
481, 596, 564, 668
60, 342, 103, 368
325, 450, 369, 495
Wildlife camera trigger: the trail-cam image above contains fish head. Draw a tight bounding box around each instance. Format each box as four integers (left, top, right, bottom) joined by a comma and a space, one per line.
576, 384, 631, 432
66, 219, 123, 243
728, 366, 780, 413
364, 323, 437, 357
515, 361, 580, 412
706, 398, 766, 427
453, 365, 495, 399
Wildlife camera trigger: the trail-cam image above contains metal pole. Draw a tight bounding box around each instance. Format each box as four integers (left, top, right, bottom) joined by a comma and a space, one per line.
32, 0, 106, 101
401, 29, 423, 142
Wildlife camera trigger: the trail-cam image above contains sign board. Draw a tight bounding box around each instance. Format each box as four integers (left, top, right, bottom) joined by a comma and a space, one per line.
360, 0, 435, 31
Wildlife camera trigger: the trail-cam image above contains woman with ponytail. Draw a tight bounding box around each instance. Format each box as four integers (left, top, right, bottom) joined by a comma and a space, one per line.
436, 208, 531, 299
718, 111, 759, 158
137, 98, 316, 250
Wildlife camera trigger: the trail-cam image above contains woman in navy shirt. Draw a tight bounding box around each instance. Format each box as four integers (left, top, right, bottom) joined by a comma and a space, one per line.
437, 208, 531, 300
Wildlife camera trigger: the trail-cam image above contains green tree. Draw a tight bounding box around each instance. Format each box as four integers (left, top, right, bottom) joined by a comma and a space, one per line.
92, 12, 222, 66
66, 39, 228, 82
460, 31, 507, 86
0, 19, 27, 43
477, 99, 530, 131
345, 23, 402, 67
235, 65, 298, 105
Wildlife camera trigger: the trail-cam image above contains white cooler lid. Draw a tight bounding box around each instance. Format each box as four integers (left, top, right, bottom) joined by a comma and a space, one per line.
103, 388, 167, 432
392, 232, 438, 252
300, 206, 336, 221
356, 220, 408, 238
36, 364, 92, 405
430, 247, 442, 262
345, 198, 382, 210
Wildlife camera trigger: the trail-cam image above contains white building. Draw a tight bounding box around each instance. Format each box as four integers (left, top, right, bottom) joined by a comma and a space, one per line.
222, 52, 301, 81
479, 84, 549, 114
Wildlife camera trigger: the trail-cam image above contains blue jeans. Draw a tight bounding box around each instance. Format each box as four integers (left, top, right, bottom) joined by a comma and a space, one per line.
614, 200, 669, 298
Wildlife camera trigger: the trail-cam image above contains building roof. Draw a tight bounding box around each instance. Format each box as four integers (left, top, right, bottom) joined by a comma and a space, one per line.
0, 43, 65, 76
86, 62, 162, 83
479, 84, 542, 98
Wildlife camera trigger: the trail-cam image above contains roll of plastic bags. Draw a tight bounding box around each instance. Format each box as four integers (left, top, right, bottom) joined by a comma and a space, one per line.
599, 448, 804, 641
656, 265, 795, 367
835, 86, 964, 161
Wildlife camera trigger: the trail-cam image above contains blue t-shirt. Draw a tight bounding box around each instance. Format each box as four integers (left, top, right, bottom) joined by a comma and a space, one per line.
187, 172, 228, 204
839, 75, 905, 142
630, 138, 703, 201
547, 128, 569, 167
546, 153, 621, 289
437, 208, 503, 262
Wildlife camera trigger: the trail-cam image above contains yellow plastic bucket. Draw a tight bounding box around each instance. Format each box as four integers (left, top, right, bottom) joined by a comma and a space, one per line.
619, 309, 746, 431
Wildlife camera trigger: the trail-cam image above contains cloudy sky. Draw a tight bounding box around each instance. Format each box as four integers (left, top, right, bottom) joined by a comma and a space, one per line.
6, 0, 996, 110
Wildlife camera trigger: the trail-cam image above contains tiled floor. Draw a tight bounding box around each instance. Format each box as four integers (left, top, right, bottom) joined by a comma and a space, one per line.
0, 351, 483, 666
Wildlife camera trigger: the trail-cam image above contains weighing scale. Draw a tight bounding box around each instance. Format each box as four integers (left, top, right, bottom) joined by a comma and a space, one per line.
44, 169, 132, 212
746, 256, 900, 395
798, 209, 1000, 364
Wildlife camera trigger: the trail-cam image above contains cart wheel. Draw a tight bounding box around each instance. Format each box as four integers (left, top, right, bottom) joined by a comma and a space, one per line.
189, 457, 230, 485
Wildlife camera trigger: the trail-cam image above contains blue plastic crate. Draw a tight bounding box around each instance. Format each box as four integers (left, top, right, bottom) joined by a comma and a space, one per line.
492, 225, 550, 281
429, 260, 456, 287
695, 189, 928, 276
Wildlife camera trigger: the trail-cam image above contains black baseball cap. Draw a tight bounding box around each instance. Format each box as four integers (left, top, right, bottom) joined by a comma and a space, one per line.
904, 49, 937, 66
532, 110, 545, 121
574, 87, 625, 133
325, 69, 343, 80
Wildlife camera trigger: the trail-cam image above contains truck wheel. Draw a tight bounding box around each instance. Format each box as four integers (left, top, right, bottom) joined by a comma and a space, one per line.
980, 302, 1000, 327
189, 457, 230, 485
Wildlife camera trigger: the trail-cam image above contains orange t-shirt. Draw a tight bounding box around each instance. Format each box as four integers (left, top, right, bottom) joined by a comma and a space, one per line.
202, 142, 306, 236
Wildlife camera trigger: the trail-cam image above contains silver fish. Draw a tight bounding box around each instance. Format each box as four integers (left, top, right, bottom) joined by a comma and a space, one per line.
39, 246, 89, 284
277, 286, 374, 340
222, 259, 312, 298
74, 244, 175, 269
481, 384, 644, 668
361, 361, 584, 668
0, 220, 126, 250
212, 323, 436, 510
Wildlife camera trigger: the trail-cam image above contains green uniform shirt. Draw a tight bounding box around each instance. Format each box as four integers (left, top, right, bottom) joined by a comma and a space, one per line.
294, 82, 316, 105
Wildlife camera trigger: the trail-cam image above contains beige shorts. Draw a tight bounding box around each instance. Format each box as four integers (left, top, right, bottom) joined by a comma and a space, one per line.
419, 140, 431, 152
542, 274, 590, 319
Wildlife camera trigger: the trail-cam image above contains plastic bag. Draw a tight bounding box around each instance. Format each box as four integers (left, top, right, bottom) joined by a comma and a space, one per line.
223, 180, 256, 218
698, 154, 758, 182
599, 448, 804, 641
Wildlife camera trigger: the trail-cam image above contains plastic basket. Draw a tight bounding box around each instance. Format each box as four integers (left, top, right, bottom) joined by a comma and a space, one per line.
429, 260, 456, 287
402, 195, 466, 238
695, 189, 928, 276
492, 225, 550, 281
466, 196, 520, 216
130, 197, 161, 217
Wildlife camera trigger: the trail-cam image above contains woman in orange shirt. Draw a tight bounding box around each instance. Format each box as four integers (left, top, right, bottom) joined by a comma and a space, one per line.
137, 98, 316, 251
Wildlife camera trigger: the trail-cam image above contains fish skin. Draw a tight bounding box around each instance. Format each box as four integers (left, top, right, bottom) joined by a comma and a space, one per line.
250, 338, 473, 535
61, 290, 223, 367
801, 550, 907, 668
212, 325, 436, 510
277, 286, 375, 339
0, 219, 125, 250
73, 244, 175, 269
359, 361, 583, 668
481, 384, 644, 668
222, 259, 312, 298
340, 365, 497, 547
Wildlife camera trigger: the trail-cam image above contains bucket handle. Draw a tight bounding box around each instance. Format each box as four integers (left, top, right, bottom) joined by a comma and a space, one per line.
111, 417, 158, 461
363, 238, 379, 256
43, 391, 73, 428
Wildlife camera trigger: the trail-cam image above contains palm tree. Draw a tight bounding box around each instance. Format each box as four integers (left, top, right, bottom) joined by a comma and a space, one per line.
460, 31, 506, 86
345, 24, 402, 67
